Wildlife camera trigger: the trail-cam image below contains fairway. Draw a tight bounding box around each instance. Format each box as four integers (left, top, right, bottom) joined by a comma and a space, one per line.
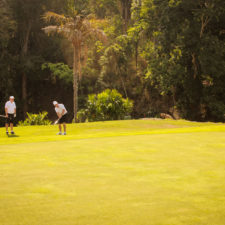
0, 120, 225, 225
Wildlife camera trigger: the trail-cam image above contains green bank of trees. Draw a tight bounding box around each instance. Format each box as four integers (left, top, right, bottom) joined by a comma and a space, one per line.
0, 0, 16, 111
0, 0, 224, 123
42, 10, 106, 121
135, 0, 225, 121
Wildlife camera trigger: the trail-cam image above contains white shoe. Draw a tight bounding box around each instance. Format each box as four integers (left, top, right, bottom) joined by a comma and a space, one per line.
63, 132, 67, 135
57, 132, 62, 135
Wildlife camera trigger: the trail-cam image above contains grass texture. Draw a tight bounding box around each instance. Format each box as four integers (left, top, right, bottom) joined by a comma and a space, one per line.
0, 119, 225, 225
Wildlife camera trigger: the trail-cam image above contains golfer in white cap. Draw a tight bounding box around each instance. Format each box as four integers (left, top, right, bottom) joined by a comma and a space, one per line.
5, 96, 16, 135
53, 101, 68, 135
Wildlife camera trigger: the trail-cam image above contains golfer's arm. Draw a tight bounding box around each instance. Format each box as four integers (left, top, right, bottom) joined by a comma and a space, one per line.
14, 108, 16, 114
5, 107, 8, 116
57, 112, 61, 118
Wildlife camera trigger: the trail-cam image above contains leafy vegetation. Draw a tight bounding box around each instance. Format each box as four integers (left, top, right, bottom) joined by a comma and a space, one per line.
42, 10, 106, 121
79, 89, 133, 122
18, 112, 52, 126
42, 62, 73, 84
0, 0, 224, 122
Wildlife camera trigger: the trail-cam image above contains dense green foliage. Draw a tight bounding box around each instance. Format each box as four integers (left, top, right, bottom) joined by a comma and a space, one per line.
78, 89, 133, 122
137, 0, 225, 121
0, 0, 224, 122
42, 62, 73, 84
18, 112, 51, 126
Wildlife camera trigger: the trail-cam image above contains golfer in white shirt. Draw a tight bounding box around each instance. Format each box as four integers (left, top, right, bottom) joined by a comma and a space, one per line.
53, 101, 68, 135
5, 96, 16, 135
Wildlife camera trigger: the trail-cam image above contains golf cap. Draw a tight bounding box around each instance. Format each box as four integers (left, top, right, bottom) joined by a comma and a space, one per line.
53, 101, 58, 106
10, 96, 15, 99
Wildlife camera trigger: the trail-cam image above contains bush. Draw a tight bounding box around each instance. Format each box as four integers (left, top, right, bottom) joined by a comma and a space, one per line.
207, 100, 225, 122
18, 112, 52, 126
77, 109, 87, 123
78, 89, 133, 122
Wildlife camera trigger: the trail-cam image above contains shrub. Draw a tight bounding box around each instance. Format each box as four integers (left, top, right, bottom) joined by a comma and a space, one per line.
18, 112, 51, 126
77, 109, 87, 123
78, 89, 133, 122
207, 100, 225, 122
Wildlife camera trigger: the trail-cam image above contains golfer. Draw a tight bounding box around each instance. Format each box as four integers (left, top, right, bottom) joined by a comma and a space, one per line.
53, 101, 68, 135
5, 96, 16, 135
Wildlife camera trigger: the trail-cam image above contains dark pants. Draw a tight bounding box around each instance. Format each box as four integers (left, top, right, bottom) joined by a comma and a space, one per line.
6, 114, 14, 125
58, 114, 68, 124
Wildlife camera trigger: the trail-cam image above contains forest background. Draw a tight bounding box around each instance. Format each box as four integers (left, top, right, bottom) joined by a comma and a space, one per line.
0, 0, 224, 123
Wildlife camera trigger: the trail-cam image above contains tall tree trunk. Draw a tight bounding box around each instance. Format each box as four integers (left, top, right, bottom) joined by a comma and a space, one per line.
21, 21, 31, 118
118, 67, 128, 98
171, 85, 176, 116
120, 0, 131, 33
191, 53, 198, 79
22, 73, 27, 116
135, 41, 138, 70
119, 74, 128, 98
73, 43, 80, 122
124, 0, 128, 32
190, 52, 203, 120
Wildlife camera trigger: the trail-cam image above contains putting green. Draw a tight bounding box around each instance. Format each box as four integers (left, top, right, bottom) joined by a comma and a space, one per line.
0, 120, 225, 225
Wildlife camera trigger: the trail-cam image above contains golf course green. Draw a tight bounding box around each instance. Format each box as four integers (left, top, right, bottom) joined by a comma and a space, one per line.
0, 119, 225, 225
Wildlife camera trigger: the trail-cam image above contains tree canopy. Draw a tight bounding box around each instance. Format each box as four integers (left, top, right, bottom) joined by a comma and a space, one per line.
0, 0, 224, 123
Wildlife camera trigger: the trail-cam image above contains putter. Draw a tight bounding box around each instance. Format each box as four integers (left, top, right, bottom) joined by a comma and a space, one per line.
54, 119, 59, 125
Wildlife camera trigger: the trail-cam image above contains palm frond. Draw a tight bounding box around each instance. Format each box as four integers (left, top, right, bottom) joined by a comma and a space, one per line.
42, 25, 73, 40
89, 18, 108, 28
43, 11, 67, 24
42, 25, 58, 34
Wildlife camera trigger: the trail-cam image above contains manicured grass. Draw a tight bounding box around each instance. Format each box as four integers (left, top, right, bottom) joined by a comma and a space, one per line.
0, 120, 225, 225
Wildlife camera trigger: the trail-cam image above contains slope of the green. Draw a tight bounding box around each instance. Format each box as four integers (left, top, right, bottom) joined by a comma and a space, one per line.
0, 119, 224, 145
0, 120, 225, 225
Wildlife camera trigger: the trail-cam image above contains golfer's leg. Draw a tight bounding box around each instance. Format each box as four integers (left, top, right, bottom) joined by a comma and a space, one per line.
10, 123, 13, 131
59, 124, 62, 132
63, 123, 66, 133
5, 123, 8, 132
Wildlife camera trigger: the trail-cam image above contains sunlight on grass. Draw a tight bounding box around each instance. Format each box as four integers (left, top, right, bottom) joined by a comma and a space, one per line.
0, 120, 225, 225
0, 119, 224, 145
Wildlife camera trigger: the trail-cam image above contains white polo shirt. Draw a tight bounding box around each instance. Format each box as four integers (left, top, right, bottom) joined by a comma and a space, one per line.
55, 104, 67, 116
5, 101, 16, 114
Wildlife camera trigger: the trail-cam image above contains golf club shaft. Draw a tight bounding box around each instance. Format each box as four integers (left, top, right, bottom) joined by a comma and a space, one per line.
54, 119, 59, 125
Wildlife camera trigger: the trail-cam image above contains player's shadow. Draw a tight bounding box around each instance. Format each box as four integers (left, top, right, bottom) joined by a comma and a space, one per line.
7, 134, 19, 138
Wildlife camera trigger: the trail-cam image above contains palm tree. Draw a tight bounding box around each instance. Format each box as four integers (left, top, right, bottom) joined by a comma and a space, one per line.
42, 12, 105, 122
